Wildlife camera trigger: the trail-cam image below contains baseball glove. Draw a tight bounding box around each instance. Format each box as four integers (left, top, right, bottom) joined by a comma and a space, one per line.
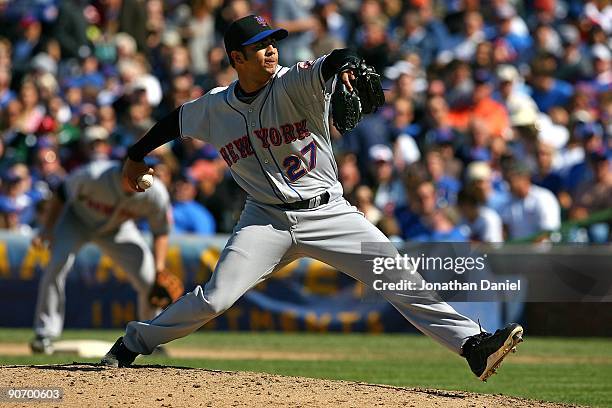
331, 81, 361, 134
148, 270, 185, 309
331, 59, 385, 133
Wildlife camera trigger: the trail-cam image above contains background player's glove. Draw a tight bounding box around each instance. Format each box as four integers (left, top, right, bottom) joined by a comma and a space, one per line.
148, 270, 185, 309
331, 59, 385, 133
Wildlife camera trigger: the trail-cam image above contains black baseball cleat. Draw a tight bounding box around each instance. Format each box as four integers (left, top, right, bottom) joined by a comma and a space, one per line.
462, 323, 524, 382
101, 337, 139, 367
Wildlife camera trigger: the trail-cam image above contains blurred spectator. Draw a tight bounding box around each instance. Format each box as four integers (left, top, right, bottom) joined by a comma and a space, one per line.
529, 59, 574, 113
445, 60, 474, 111
340, 113, 393, 182
556, 24, 590, 83
17, 80, 45, 134
589, 44, 612, 93
272, 0, 316, 65
310, 12, 345, 56
470, 71, 510, 137
77, 125, 112, 167
496, 65, 540, 129
31, 139, 66, 192
473, 41, 494, 71
337, 152, 361, 205
389, 97, 421, 171
0, 68, 15, 109
188, 0, 218, 76
465, 161, 510, 214
452, 11, 486, 61
54, 0, 88, 59
0, 163, 43, 227
123, 98, 155, 141
369, 144, 406, 214
357, 19, 392, 75
103, 0, 148, 52
572, 151, 612, 217
492, 4, 532, 64
449, 70, 510, 138
416, 206, 467, 242
501, 161, 561, 240
314, 0, 350, 46
564, 122, 607, 194
459, 119, 493, 164
0, 195, 31, 234
425, 148, 460, 206
532, 24, 562, 58
422, 96, 464, 151
532, 141, 564, 196
395, 9, 439, 67
0, 37, 11, 70
98, 105, 132, 157
395, 179, 437, 240
172, 172, 216, 235
75, 55, 106, 90
583, 0, 612, 34
457, 187, 503, 243
13, 15, 44, 78
355, 185, 382, 226
191, 157, 246, 234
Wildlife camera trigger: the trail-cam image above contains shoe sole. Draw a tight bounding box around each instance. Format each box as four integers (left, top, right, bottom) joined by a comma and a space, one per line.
100, 356, 119, 368
479, 325, 524, 382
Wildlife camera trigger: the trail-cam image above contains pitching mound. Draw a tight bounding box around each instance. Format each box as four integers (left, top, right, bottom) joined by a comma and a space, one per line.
1, 364, 570, 408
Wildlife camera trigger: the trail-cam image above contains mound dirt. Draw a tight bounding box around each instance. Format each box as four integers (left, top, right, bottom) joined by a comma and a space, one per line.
0, 364, 574, 408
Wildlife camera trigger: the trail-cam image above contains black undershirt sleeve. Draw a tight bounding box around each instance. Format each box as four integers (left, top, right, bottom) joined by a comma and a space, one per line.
321, 48, 360, 82
127, 107, 182, 161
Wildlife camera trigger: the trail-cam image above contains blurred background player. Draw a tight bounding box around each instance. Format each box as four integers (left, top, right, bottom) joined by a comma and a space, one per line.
30, 160, 171, 354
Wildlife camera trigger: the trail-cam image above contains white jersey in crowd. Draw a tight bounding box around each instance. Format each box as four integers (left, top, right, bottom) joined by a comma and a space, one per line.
466, 206, 503, 243
500, 184, 561, 240
179, 57, 342, 205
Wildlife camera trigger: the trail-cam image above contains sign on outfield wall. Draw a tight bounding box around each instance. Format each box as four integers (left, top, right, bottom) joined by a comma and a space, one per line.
0, 232, 504, 331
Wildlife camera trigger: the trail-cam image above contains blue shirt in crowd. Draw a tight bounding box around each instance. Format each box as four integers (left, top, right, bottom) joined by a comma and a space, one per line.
172, 201, 216, 235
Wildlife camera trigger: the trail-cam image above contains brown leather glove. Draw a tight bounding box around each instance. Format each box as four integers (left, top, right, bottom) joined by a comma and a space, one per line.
148, 270, 185, 309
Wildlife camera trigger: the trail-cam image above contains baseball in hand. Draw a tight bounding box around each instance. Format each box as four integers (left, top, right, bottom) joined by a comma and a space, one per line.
137, 173, 154, 190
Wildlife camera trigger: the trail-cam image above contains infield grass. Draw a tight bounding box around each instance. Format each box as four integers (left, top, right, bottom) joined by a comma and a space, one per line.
0, 328, 610, 407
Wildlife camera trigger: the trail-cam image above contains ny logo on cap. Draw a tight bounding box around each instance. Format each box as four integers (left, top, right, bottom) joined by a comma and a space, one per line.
255, 15, 268, 27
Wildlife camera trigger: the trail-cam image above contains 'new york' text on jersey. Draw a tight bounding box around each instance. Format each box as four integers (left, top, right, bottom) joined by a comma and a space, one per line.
179, 56, 341, 205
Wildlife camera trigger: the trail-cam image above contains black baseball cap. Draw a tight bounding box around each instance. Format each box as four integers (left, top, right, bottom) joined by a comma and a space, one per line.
224, 15, 288, 57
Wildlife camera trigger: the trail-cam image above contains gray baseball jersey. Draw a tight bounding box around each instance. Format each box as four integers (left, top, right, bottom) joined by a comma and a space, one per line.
64, 160, 171, 236
33, 161, 171, 339
119, 57, 483, 357
180, 57, 342, 205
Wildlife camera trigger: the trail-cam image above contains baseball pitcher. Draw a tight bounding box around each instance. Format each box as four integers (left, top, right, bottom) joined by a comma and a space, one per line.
31, 160, 175, 354
102, 15, 523, 381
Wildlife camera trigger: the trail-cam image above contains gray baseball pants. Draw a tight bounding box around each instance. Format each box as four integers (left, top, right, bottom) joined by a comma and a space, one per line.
123, 197, 481, 355
33, 207, 156, 339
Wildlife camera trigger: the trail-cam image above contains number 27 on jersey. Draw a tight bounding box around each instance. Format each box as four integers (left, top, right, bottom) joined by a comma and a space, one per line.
282, 141, 317, 182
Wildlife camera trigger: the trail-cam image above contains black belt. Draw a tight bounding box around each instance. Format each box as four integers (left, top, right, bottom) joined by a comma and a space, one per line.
277, 192, 330, 211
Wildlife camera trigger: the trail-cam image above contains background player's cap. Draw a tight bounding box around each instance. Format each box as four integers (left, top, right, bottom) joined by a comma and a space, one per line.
224, 15, 288, 56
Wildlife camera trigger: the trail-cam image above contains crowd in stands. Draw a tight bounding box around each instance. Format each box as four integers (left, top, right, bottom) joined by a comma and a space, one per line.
0, 0, 610, 243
